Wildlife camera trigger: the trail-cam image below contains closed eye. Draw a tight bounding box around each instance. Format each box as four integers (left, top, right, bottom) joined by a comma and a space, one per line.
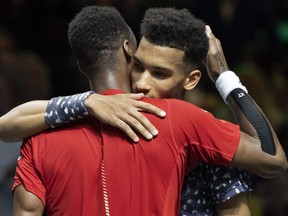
133, 61, 144, 72
152, 70, 171, 79
152, 71, 170, 79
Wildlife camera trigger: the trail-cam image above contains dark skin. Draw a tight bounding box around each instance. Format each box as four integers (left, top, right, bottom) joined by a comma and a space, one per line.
11, 32, 250, 216
12, 25, 287, 215
205, 26, 286, 178
217, 193, 251, 216
13, 185, 44, 216
130, 26, 284, 215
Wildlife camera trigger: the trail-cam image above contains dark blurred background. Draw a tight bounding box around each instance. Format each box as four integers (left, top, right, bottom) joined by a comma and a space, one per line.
0, 0, 287, 215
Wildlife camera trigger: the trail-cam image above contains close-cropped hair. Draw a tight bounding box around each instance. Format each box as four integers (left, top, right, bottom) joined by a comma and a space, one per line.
140, 8, 208, 66
68, 6, 133, 75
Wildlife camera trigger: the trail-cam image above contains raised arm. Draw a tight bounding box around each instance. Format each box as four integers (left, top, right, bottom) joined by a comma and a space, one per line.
0, 92, 165, 143
204, 25, 287, 178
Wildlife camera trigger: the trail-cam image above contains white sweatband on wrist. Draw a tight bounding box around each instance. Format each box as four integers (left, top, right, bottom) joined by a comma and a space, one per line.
215, 71, 248, 104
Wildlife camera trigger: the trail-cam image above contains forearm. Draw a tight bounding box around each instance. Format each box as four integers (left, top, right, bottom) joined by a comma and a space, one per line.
226, 89, 277, 155
0, 91, 94, 142
0, 90, 164, 143
0, 101, 49, 142
218, 74, 287, 177
205, 25, 287, 177
216, 72, 277, 155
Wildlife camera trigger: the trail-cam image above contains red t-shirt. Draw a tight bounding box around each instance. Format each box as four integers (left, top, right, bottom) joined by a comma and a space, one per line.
13, 89, 240, 216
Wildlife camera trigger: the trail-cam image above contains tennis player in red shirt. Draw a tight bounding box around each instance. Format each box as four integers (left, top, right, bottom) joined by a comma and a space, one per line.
1, 5, 286, 216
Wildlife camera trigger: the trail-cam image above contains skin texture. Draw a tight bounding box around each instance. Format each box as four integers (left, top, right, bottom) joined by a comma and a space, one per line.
131, 35, 251, 216
13, 185, 44, 216
205, 26, 286, 178
131, 28, 286, 215
0, 93, 166, 143
216, 193, 251, 216
132, 37, 201, 99
84, 92, 166, 142
7, 11, 288, 216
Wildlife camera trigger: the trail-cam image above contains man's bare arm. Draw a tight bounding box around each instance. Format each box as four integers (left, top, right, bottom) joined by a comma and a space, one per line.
0, 101, 49, 142
0, 93, 166, 143
13, 185, 44, 216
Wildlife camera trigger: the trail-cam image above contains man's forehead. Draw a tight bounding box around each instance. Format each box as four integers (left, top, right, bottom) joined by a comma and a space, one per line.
137, 37, 184, 52
135, 37, 185, 67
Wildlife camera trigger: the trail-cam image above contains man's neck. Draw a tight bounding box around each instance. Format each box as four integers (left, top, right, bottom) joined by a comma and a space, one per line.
90, 70, 131, 93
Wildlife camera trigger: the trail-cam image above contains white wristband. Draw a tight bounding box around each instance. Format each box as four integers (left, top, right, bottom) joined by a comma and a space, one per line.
215, 71, 248, 104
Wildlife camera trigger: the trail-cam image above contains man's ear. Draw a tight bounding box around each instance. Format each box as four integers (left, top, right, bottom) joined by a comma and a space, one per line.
184, 70, 201, 90
123, 39, 133, 61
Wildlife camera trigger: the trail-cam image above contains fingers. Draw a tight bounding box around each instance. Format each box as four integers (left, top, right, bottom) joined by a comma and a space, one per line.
123, 93, 166, 118
86, 93, 167, 143
125, 93, 145, 100
205, 25, 212, 36
122, 102, 163, 141
205, 25, 214, 43
112, 113, 156, 143
129, 100, 166, 138
117, 94, 167, 142
206, 25, 223, 54
216, 38, 224, 54
206, 25, 218, 55
205, 25, 217, 41
204, 25, 229, 82
134, 100, 166, 118
111, 118, 140, 143
127, 109, 159, 137
114, 100, 166, 142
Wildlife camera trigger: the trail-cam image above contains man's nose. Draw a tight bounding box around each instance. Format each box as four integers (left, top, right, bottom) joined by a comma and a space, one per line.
135, 72, 151, 95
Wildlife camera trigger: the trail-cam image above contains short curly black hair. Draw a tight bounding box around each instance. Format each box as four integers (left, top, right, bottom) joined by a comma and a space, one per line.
68, 6, 134, 76
140, 8, 208, 67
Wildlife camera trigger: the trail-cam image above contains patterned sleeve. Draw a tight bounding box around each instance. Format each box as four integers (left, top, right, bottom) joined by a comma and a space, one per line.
180, 163, 254, 216
208, 165, 254, 204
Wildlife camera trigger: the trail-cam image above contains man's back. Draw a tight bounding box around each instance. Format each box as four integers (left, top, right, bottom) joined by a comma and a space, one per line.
101, 90, 239, 215
14, 89, 240, 215
13, 119, 107, 215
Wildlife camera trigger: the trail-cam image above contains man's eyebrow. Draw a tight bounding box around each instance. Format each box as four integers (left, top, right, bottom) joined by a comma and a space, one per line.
134, 55, 173, 72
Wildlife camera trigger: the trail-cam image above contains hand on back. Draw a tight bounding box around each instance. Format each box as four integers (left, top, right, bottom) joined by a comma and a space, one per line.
85, 93, 166, 142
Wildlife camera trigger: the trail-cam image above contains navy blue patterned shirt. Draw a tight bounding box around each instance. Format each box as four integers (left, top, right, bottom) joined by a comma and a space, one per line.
180, 162, 253, 216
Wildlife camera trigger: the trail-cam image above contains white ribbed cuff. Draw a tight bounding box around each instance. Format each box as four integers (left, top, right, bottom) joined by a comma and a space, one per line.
215, 71, 248, 104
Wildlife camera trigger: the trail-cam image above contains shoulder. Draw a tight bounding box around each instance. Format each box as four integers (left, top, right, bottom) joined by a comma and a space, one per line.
26, 118, 98, 143
143, 97, 205, 115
